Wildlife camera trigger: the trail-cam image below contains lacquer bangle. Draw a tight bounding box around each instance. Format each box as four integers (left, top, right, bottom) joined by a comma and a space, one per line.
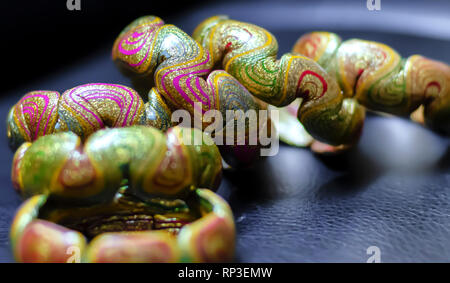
193, 15, 365, 147
293, 31, 450, 135
10, 126, 234, 262
10, 189, 234, 263
112, 16, 274, 167
7, 83, 172, 151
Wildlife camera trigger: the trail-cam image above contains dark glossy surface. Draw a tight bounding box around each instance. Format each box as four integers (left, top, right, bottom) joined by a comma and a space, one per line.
1, 2, 449, 262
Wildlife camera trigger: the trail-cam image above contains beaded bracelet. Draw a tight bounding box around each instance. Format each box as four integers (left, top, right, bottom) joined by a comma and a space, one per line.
11, 189, 234, 263
294, 31, 450, 135
193, 15, 365, 147
10, 126, 234, 262
272, 32, 450, 152
273, 31, 450, 151
7, 81, 268, 167
7, 83, 172, 151
112, 16, 274, 166
193, 16, 450, 150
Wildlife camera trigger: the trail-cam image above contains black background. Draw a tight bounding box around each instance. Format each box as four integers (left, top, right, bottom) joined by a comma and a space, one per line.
1, 0, 209, 93
0, 0, 449, 262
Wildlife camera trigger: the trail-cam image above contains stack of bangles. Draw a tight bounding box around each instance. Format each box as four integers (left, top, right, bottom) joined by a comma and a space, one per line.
6, 14, 450, 262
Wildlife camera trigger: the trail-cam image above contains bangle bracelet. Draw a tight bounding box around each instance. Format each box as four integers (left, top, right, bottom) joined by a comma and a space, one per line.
12, 125, 222, 201
10, 126, 234, 262
293, 31, 450, 134
7, 81, 268, 167
7, 83, 173, 151
112, 16, 273, 167
193, 16, 450, 149
193, 15, 365, 147
272, 31, 450, 151
10, 189, 234, 263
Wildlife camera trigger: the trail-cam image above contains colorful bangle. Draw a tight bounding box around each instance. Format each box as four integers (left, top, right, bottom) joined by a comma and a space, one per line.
12, 125, 222, 202
269, 32, 450, 150
112, 16, 273, 167
10, 125, 234, 262
293, 31, 450, 135
10, 189, 235, 263
7, 81, 267, 167
7, 83, 173, 151
193, 15, 365, 147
